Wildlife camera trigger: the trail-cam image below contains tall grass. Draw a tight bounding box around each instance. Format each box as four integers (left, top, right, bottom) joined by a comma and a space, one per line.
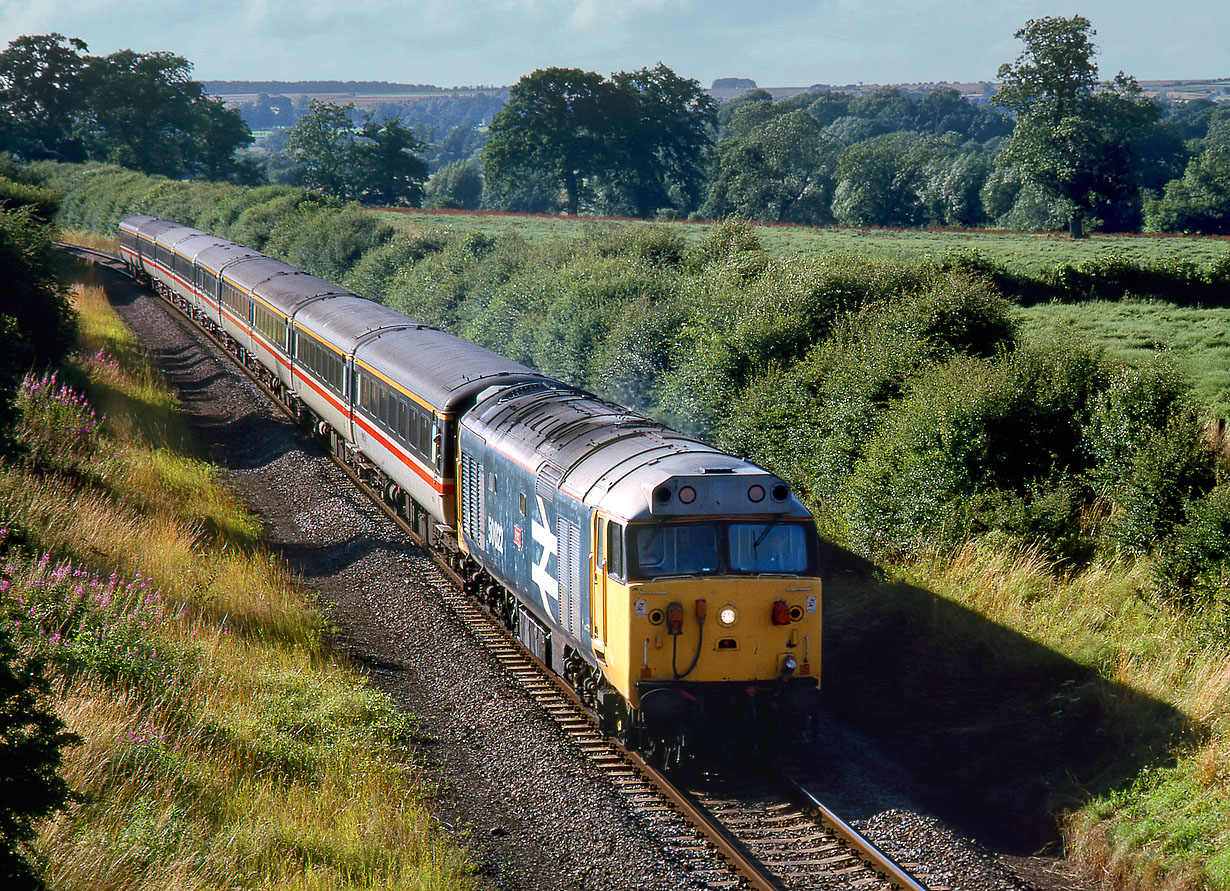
3, 278, 473, 890
892, 535, 1230, 890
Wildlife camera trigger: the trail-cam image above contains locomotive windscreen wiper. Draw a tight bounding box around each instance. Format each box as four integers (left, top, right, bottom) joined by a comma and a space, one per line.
752, 518, 781, 550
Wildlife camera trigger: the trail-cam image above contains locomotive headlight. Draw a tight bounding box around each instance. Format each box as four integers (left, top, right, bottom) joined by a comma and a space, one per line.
781, 654, 798, 677
718, 605, 738, 626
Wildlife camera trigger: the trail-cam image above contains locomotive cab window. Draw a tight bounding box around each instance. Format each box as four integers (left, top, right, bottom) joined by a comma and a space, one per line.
607, 522, 625, 580
631, 523, 718, 578
628, 520, 817, 580
728, 522, 810, 574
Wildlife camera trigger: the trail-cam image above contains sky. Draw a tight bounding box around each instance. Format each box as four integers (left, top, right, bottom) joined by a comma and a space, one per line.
1, 0, 1226, 88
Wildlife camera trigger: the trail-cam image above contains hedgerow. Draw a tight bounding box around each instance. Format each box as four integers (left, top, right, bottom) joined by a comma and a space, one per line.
29, 162, 1230, 602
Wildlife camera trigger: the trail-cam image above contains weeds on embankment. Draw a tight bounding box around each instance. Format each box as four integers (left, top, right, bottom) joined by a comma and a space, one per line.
2, 278, 474, 890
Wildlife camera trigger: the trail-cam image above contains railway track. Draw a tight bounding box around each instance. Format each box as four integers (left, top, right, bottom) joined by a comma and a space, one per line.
61, 240, 934, 891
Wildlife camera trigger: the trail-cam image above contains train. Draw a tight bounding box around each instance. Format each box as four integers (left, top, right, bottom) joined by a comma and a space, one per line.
118, 214, 823, 758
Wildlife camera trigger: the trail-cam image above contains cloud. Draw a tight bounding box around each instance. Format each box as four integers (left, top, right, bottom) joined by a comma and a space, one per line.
565, 0, 680, 31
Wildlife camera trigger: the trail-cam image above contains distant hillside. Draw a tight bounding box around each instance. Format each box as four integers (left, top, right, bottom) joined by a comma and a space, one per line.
203, 80, 502, 96
707, 76, 1230, 106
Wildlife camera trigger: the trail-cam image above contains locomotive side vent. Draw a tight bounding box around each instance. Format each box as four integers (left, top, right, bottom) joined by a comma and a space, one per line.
460, 451, 484, 547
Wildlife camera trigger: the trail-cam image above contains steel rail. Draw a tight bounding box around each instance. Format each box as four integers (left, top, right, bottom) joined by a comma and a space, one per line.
781, 774, 932, 891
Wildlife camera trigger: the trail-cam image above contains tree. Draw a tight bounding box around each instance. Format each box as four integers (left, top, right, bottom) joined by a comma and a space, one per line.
0, 35, 252, 179
425, 158, 483, 209
483, 67, 615, 215
73, 48, 252, 179
701, 110, 837, 224
355, 115, 428, 206
831, 132, 934, 227
189, 95, 257, 181
994, 16, 1098, 121
285, 102, 428, 205
483, 64, 715, 217
1144, 148, 1230, 234
993, 16, 1161, 236
285, 100, 361, 200
604, 64, 716, 216
0, 33, 88, 163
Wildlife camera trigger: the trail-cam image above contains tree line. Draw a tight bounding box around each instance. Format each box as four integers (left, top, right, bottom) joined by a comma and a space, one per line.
3, 19, 1229, 234
0, 34, 254, 182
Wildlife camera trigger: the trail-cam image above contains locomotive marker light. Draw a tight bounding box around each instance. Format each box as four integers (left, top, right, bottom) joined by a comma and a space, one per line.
718, 604, 738, 626
748, 483, 765, 503
678, 485, 696, 504
772, 599, 792, 625
781, 654, 798, 678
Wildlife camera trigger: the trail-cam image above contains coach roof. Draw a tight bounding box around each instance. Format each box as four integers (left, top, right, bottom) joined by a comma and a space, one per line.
357, 325, 546, 413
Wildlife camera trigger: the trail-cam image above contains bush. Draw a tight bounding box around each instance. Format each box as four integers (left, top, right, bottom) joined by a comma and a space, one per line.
0, 178, 60, 223
262, 203, 395, 282
0, 209, 74, 368
843, 341, 1112, 557
0, 585, 77, 890
1108, 409, 1217, 555
1085, 359, 1195, 492
1152, 487, 1230, 602
341, 228, 450, 302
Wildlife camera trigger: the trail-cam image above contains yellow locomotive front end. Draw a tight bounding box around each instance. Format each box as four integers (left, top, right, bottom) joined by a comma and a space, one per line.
588, 471, 823, 738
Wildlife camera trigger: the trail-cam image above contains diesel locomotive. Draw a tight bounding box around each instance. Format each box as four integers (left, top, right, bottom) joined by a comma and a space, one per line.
119, 214, 823, 754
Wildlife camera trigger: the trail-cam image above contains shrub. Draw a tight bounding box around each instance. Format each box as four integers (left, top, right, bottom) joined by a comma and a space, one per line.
1108, 409, 1217, 555
682, 218, 766, 277
262, 204, 395, 283
227, 190, 319, 251
1152, 486, 1230, 602
341, 228, 450, 301
0, 594, 77, 891
1085, 359, 1196, 492
0, 209, 74, 367
0, 178, 60, 223
843, 341, 1112, 557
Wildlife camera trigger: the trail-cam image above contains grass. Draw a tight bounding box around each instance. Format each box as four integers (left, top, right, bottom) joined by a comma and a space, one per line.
1017, 300, 1230, 414
371, 207, 1230, 276
3, 272, 474, 890
817, 531, 1230, 888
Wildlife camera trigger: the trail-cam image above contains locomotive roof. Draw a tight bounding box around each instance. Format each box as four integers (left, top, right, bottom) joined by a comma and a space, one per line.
356, 326, 547, 414
464, 381, 811, 523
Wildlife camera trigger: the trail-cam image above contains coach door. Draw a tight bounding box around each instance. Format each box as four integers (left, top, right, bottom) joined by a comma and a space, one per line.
590, 512, 608, 663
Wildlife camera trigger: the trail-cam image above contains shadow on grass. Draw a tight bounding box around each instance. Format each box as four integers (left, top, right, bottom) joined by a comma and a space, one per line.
812, 540, 1191, 853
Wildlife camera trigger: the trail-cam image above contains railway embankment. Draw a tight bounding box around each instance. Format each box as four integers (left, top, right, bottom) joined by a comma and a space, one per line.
1, 258, 475, 889
27, 155, 1230, 890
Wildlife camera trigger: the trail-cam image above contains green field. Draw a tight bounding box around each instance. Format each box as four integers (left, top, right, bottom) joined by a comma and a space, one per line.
372, 208, 1230, 276
1019, 300, 1230, 412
